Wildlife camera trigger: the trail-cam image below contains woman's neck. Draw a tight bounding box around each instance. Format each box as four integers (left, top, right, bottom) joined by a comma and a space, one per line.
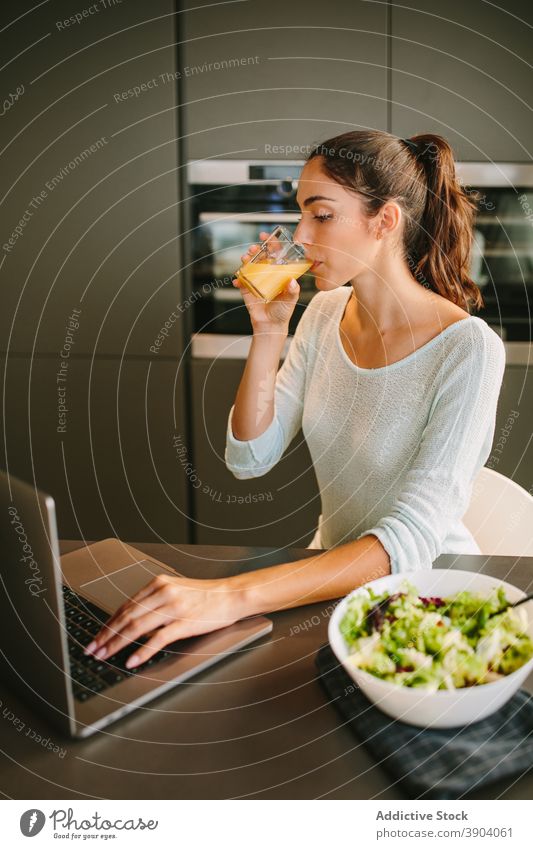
348, 259, 440, 336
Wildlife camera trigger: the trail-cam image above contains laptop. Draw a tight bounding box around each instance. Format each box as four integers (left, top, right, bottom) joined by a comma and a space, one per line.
0, 470, 272, 738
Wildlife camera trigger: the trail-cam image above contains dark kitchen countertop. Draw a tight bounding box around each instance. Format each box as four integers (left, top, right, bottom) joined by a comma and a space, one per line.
0, 541, 532, 800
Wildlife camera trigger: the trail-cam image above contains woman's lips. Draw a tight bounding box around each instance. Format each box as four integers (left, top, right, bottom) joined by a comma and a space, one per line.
309, 260, 323, 271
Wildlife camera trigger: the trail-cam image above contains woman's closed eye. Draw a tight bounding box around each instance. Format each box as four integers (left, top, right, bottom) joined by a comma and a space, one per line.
294, 212, 334, 225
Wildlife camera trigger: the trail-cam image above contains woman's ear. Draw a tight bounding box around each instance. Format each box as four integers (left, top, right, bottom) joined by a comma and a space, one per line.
376, 200, 403, 239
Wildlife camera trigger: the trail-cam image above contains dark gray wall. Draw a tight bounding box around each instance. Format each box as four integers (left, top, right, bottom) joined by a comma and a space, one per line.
1, 0, 190, 542
190, 357, 321, 547
181, 0, 388, 160
390, 0, 533, 161
490, 365, 533, 494
181, 0, 533, 162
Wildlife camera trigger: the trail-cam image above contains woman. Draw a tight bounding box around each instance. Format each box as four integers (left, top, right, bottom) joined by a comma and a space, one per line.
86, 131, 505, 670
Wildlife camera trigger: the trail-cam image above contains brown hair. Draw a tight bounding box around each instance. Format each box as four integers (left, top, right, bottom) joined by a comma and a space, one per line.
307, 130, 484, 311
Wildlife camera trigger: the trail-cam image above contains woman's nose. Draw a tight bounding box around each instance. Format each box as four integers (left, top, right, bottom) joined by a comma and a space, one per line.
293, 218, 310, 246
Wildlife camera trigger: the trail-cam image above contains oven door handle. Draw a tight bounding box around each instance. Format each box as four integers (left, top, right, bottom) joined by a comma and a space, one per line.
199, 212, 301, 223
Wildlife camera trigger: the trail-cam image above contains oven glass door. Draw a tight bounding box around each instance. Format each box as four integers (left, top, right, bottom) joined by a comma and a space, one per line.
470, 187, 532, 339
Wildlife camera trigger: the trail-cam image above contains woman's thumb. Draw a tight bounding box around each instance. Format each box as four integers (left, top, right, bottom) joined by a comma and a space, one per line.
288, 278, 299, 294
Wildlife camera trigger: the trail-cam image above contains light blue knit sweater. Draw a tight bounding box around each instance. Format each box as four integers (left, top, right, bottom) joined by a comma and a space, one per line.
225, 286, 506, 573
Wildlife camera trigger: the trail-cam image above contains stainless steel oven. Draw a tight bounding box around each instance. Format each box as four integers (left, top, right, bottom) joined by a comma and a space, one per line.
187, 160, 533, 342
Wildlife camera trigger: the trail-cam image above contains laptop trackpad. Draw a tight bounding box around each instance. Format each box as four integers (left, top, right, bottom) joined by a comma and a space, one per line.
78, 559, 175, 615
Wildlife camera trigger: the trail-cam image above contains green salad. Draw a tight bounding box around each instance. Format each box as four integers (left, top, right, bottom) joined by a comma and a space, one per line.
339, 581, 533, 690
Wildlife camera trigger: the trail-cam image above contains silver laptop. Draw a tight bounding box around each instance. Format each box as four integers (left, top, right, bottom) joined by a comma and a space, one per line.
0, 470, 272, 738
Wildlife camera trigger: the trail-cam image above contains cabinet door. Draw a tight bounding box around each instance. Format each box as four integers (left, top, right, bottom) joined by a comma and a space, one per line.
181, 0, 388, 161
0, 354, 190, 543
1, 0, 184, 357
487, 365, 532, 491
190, 358, 321, 547
390, 0, 533, 161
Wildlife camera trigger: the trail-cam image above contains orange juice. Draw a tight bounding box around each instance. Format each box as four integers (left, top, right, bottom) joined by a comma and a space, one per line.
238, 261, 311, 301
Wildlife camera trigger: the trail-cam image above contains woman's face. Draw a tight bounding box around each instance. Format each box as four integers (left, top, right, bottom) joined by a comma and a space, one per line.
293, 156, 383, 290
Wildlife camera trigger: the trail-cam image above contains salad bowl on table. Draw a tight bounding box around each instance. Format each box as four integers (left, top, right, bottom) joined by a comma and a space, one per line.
328, 569, 533, 728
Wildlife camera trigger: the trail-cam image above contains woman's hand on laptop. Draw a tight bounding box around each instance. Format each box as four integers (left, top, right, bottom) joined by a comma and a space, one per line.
83, 574, 250, 668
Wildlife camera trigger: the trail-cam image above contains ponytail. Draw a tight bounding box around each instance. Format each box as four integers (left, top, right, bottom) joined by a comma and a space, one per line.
407, 134, 484, 311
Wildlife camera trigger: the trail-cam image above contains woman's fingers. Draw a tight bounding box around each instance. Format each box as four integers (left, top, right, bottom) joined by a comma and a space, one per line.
264, 235, 282, 254
104, 586, 169, 635
128, 574, 170, 604
124, 612, 234, 669
239, 229, 287, 263
99, 581, 159, 622
124, 623, 186, 669
90, 608, 174, 661
240, 243, 260, 264
239, 230, 273, 265
84, 579, 172, 655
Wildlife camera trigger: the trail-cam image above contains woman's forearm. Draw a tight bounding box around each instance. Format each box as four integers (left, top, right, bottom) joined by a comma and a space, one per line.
86, 535, 391, 664
227, 534, 391, 617
231, 331, 287, 440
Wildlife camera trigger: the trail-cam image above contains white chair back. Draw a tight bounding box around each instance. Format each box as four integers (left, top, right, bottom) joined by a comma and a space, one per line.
463, 467, 533, 556
306, 468, 533, 556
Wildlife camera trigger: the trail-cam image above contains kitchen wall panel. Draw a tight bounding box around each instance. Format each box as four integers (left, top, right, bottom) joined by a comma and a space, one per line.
0, 353, 190, 542
490, 364, 533, 493
390, 0, 533, 161
1, 0, 184, 358
182, 0, 533, 163
181, 0, 388, 161
190, 357, 321, 547
1, 1, 192, 544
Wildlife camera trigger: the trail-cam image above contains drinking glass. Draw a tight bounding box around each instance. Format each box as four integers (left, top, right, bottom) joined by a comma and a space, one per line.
236, 225, 311, 302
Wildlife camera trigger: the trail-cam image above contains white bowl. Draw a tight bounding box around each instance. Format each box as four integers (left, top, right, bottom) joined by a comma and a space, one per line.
328, 569, 533, 728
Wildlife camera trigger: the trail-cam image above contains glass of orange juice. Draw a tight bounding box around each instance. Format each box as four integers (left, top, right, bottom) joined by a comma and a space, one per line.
236, 225, 311, 302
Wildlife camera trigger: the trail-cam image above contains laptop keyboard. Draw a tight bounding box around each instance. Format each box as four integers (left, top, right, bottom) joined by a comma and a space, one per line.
62, 585, 174, 702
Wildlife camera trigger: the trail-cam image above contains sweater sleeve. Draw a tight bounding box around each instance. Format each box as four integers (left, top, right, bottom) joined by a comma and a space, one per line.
224, 301, 315, 480
356, 323, 506, 573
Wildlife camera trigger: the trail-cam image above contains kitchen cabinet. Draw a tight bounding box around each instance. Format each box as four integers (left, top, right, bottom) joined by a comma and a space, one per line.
390, 1, 533, 161
190, 357, 321, 547
0, 354, 190, 543
488, 364, 533, 492
181, 0, 388, 161
183, 0, 532, 163
1, 2, 192, 544
1, 0, 183, 358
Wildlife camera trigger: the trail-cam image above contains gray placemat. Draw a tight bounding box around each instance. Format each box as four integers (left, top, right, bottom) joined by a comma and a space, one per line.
316, 643, 533, 799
